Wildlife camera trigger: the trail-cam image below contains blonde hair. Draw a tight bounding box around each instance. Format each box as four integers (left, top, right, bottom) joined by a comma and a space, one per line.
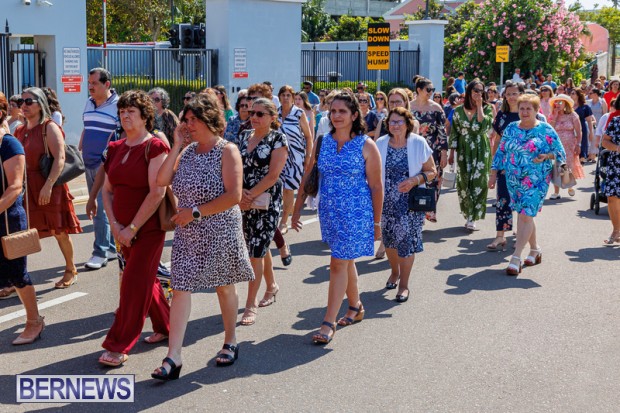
517, 94, 541, 112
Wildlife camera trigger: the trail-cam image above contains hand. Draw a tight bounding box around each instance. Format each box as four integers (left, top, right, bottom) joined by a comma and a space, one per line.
473, 93, 483, 106
37, 181, 53, 206
488, 174, 497, 189
440, 152, 448, 169
397, 177, 417, 193
173, 123, 192, 149
240, 189, 254, 209
110, 222, 124, 240
448, 152, 455, 165
374, 225, 382, 241
117, 227, 135, 248
171, 207, 192, 228
291, 211, 303, 232
86, 197, 97, 220
532, 154, 548, 164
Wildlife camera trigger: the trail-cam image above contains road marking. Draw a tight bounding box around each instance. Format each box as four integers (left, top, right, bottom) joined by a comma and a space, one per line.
0, 292, 88, 324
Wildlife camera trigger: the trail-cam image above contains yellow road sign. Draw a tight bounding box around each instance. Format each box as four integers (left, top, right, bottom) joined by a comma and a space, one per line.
367, 23, 390, 70
496, 46, 509, 63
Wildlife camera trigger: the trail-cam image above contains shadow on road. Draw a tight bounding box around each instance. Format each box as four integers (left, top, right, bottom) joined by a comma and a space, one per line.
444, 269, 541, 295
565, 246, 620, 262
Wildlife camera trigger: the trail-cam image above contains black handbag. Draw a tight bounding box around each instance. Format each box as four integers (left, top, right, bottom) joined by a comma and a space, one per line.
303, 134, 324, 197
408, 186, 436, 212
39, 121, 85, 186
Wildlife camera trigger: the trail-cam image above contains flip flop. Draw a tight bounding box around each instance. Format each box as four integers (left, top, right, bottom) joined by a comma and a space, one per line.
98, 351, 128, 367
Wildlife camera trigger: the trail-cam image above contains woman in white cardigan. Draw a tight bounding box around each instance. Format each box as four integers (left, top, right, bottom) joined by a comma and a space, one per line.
376, 107, 437, 302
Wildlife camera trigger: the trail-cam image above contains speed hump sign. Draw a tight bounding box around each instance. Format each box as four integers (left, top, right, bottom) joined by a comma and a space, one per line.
496, 46, 509, 63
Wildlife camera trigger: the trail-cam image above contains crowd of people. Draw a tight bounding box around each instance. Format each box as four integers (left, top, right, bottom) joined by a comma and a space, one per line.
1, 66, 619, 380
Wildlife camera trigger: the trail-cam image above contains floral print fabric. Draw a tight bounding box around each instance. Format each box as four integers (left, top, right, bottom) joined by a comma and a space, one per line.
492, 122, 566, 217
602, 117, 620, 198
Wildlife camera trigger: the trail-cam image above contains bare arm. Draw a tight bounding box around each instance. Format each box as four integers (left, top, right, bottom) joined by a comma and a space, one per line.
78, 130, 84, 151
240, 145, 289, 209
299, 114, 314, 170
363, 138, 384, 241
85, 166, 106, 219
0, 155, 25, 215
602, 134, 620, 152
573, 116, 582, 153
38, 122, 66, 206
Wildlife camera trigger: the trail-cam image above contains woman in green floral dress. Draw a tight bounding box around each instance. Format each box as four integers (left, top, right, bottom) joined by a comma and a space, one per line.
448, 80, 493, 231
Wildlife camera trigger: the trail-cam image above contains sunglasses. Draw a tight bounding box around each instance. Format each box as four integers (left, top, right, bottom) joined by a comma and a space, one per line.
151, 97, 162, 103
239, 104, 249, 109
247, 96, 258, 101
425, 87, 435, 93
358, 99, 369, 104
357, 87, 364, 90
183, 96, 192, 100
473, 88, 484, 94
375, 97, 384, 101
249, 110, 268, 118
389, 120, 405, 126
21, 98, 38, 106
10, 101, 22, 108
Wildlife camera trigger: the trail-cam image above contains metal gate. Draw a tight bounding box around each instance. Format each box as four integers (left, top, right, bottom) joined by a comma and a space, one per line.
0, 37, 45, 97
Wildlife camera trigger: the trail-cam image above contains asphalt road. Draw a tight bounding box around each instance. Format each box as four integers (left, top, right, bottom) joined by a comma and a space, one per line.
1, 163, 619, 413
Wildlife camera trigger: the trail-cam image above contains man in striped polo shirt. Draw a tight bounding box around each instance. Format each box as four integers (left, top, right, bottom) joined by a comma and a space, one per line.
79, 67, 119, 270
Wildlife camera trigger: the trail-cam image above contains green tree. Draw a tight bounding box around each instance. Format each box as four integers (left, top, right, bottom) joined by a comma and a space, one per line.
399, 0, 445, 38
326, 16, 384, 41
302, 0, 334, 42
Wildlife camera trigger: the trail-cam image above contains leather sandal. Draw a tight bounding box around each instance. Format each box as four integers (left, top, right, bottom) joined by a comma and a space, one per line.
144, 333, 168, 344
55, 269, 78, 289
258, 285, 279, 307
337, 302, 365, 326
312, 321, 336, 344
152, 357, 182, 380
505, 256, 522, 276
98, 351, 128, 367
216, 344, 239, 367
487, 237, 507, 251
240, 307, 257, 326
603, 231, 620, 247
524, 247, 542, 266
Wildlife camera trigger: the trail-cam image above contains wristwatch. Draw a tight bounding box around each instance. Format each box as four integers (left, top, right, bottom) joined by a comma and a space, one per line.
129, 223, 138, 234
192, 206, 201, 220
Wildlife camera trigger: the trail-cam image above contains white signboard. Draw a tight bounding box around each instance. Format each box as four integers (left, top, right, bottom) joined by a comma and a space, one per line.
63, 47, 81, 75
234, 48, 247, 71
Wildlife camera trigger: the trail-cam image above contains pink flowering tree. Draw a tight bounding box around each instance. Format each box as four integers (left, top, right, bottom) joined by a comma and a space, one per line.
444, 0, 588, 83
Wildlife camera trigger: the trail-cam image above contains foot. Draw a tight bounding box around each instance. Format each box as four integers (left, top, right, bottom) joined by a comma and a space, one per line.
524, 247, 542, 266
85, 255, 108, 270
152, 356, 182, 380
312, 321, 336, 344
505, 256, 522, 276
385, 274, 399, 290
55, 269, 78, 289
603, 231, 620, 246
98, 351, 128, 367
395, 289, 410, 303
216, 343, 239, 367
279, 244, 292, 266
0, 286, 17, 300
258, 285, 279, 307
486, 237, 507, 250
549, 193, 561, 200
568, 188, 575, 196
337, 302, 365, 326
240, 307, 257, 326
279, 223, 289, 235
144, 332, 168, 344
425, 211, 437, 223
465, 220, 478, 231
12, 316, 45, 345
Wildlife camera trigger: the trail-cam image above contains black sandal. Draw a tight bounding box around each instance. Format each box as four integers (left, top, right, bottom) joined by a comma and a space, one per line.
312, 321, 336, 344
216, 344, 239, 367
281, 244, 293, 266
151, 357, 182, 381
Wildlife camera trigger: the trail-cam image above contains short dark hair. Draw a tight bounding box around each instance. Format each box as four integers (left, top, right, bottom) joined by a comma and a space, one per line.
329, 92, 366, 136
117, 90, 155, 131
386, 107, 416, 138
303, 81, 313, 88
457, 71, 464, 77
89, 67, 112, 85
415, 77, 432, 93
181, 92, 226, 136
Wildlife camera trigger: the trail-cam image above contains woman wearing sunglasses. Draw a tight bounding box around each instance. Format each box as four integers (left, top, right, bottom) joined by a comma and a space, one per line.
213, 85, 234, 123
148, 87, 179, 147
411, 78, 448, 224
238, 98, 289, 326
447, 80, 493, 231
372, 91, 389, 123
14, 87, 82, 289
223, 94, 251, 147
178, 91, 196, 119
7, 95, 23, 135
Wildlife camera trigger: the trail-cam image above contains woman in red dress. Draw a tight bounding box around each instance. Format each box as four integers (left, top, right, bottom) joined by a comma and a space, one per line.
14, 87, 82, 288
98, 90, 170, 367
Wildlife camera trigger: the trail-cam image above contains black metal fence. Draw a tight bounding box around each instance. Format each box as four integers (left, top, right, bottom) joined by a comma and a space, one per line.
301, 44, 420, 90
0, 34, 45, 98
87, 47, 218, 113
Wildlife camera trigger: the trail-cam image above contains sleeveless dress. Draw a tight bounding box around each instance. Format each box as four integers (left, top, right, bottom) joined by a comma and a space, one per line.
318, 133, 374, 260
554, 112, 585, 179
14, 122, 82, 238
381, 145, 425, 257
171, 140, 254, 291
279, 105, 306, 190
0, 134, 32, 288
239, 129, 288, 258
602, 117, 620, 198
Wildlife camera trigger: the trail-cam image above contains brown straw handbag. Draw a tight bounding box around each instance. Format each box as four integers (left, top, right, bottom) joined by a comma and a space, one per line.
0, 137, 41, 260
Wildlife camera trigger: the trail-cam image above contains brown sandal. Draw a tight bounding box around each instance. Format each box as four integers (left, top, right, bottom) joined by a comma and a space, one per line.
240, 307, 257, 326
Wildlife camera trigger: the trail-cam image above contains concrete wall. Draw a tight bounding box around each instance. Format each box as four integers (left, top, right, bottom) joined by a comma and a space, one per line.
206, 0, 304, 102
2, 1, 88, 145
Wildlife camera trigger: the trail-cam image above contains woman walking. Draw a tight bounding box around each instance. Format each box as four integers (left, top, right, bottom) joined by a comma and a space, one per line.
292, 92, 383, 344
448, 80, 493, 231
601, 99, 620, 245
152, 93, 254, 380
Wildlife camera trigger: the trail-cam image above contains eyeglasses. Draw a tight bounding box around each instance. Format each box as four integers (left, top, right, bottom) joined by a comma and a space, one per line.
22, 98, 38, 106
239, 104, 249, 109
249, 110, 268, 118
389, 120, 406, 126
247, 96, 258, 101
472, 88, 484, 94
151, 97, 162, 103
358, 99, 369, 104
357, 87, 364, 91
183, 96, 192, 101
375, 97, 384, 101
425, 87, 435, 93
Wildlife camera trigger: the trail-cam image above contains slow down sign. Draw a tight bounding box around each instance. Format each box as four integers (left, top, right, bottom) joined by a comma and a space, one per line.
367, 23, 390, 70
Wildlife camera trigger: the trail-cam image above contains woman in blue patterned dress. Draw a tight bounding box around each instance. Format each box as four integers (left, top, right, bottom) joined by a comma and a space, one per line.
489, 94, 566, 275
376, 107, 436, 302
292, 92, 383, 344
277, 85, 313, 234
601, 109, 620, 245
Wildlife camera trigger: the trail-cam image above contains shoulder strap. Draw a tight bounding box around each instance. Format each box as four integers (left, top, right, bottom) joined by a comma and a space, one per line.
0, 135, 31, 235
314, 134, 324, 165
41, 119, 53, 157
144, 136, 156, 163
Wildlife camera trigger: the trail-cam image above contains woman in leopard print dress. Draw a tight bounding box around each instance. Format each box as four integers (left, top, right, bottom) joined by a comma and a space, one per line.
152, 94, 254, 379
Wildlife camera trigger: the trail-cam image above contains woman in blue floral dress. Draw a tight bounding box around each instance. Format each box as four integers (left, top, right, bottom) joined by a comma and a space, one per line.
601, 105, 620, 245
490, 94, 566, 276
292, 92, 383, 345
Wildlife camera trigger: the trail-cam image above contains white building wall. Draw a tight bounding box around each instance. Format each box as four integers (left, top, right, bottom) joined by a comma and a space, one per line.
2, 1, 88, 144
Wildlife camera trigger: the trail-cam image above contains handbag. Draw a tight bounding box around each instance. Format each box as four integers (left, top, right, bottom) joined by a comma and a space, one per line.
145, 138, 178, 232
442, 163, 457, 189
39, 120, 85, 186
0, 136, 42, 260
250, 192, 271, 210
303, 134, 324, 197
551, 160, 576, 189
408, 186, 437, 212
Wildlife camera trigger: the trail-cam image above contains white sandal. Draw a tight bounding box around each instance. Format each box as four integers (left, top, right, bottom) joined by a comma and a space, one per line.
524, 247, 542, 266
505, 256, 522, 276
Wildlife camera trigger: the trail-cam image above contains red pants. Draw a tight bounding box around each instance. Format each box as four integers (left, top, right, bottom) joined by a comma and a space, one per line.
102, 229, 170, 354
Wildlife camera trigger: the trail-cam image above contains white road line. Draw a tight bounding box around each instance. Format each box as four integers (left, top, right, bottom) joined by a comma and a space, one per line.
0, 292, 88, 324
